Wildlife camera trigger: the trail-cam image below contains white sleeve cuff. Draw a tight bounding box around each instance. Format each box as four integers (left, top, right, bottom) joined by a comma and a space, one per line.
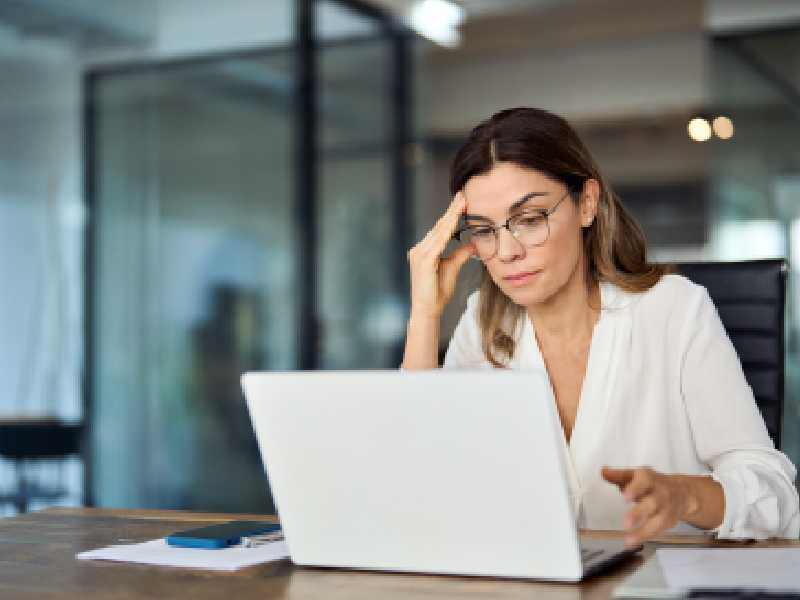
711, 466, 795, 540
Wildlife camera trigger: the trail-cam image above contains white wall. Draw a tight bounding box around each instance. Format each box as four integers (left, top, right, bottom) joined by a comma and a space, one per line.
80, 0, 293, 67
79, 0, 376, 67
155, 0, 292, 55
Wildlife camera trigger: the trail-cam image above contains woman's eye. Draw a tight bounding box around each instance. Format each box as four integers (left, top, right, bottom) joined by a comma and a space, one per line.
470, 227, 494, 237
515, 215, 545, 228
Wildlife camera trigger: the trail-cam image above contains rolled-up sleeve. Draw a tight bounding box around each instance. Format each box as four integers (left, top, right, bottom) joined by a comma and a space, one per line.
711, 452, 799, 539
679, 286, 799, 539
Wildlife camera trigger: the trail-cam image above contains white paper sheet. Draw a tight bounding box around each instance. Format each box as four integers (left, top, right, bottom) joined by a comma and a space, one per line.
657, 548, 800, 591
76, 538, 290, 571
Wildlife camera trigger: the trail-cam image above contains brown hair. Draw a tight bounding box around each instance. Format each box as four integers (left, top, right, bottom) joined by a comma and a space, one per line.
450, 107, 669, 367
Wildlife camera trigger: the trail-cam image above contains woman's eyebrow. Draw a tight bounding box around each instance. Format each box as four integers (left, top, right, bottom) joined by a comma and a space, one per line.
509, 191, 549, 212
463, 191, 549, 221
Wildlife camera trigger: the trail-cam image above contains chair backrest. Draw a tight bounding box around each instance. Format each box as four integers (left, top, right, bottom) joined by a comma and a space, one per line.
674, 259, 787, 448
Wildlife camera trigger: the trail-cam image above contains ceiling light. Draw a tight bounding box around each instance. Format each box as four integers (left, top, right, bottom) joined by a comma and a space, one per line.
687, 117, 712, 143
408, 0, 465, 48
712, 116, 734, 140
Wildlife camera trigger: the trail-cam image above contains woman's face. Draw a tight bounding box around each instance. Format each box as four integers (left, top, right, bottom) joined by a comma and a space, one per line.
462, 162, 596, 308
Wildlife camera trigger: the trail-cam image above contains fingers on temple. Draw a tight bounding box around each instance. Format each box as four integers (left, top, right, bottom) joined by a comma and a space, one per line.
415, 194, 467, 257
438, 193, 467, 236
441, 242, 475, 267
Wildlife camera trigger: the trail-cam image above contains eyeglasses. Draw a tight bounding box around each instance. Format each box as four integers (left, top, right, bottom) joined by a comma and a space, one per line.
453, 190, 570, 261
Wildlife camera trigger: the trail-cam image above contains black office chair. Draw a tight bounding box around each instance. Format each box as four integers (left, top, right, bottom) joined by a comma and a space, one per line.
0, 419, 83, 513
674, 259, 787, 448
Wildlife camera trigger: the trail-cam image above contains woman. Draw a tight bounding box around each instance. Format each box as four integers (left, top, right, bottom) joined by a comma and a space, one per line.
402, 107, 799, 545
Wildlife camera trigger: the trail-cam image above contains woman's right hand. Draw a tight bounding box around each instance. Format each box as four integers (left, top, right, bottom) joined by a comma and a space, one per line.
407, 191, 476, 320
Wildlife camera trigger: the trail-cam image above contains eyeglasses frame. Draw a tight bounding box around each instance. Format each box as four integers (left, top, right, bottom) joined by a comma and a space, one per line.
452, 189, 573, 260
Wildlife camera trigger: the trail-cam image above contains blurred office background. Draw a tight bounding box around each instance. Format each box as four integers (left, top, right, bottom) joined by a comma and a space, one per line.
0, 0, 798, 515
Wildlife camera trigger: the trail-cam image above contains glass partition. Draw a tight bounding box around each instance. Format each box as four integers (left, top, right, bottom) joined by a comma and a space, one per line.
89, 0, 412, 511
316, 1, 406, 369
710, 28, 800, 464
92, 52, 296, 511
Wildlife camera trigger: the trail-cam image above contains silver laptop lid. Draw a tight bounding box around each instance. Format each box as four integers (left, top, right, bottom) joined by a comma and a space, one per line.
242, 370, 583, 581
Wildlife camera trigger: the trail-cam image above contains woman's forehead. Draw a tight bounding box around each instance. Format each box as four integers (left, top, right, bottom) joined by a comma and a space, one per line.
464, 164, 556, 212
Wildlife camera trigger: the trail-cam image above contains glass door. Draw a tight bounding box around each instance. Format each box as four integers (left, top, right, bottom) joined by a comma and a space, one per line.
88, 0, 413, 512
90, 51, 296, 511
314, 0, 411, 369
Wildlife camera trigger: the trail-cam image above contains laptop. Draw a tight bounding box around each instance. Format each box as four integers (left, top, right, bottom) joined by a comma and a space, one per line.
241, 370, 640, 581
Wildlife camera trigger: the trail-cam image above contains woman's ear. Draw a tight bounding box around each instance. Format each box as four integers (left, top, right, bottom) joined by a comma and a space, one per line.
580, 179, 600, 228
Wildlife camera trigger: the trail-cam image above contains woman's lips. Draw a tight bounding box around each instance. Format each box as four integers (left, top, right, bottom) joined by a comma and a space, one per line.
503, 270, 540, 287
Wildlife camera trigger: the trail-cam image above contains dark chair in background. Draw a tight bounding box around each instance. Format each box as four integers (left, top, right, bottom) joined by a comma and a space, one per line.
0, 418, 83, 513
676, 259, 787, 448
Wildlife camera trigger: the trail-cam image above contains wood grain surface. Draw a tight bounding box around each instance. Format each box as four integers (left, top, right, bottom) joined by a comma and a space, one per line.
0, 508, 796, 599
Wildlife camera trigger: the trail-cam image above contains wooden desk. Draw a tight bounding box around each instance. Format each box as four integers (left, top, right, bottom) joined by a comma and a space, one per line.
1, 508, 797, 599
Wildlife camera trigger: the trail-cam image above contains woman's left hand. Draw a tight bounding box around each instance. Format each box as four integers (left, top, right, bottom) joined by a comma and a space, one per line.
601, 466, 697, 547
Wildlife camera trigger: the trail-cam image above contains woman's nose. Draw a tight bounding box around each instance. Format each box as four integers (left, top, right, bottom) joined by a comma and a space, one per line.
496, 227, 525, 262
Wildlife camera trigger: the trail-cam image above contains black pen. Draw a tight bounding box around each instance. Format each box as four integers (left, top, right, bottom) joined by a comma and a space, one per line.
687, 588, 800, 599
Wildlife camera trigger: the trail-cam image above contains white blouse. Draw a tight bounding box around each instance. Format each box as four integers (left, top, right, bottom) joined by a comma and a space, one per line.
443, 274, 799, 539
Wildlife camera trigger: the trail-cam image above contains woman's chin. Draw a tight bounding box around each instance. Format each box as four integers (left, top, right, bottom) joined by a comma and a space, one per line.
498, 279, 550, 307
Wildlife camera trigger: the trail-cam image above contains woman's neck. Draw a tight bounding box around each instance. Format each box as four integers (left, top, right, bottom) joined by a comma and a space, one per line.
525, 266, 600, 346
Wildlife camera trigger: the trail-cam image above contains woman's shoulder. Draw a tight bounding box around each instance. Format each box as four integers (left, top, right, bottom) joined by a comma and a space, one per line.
644, 272, 707, 305
613, 272, 712, 324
